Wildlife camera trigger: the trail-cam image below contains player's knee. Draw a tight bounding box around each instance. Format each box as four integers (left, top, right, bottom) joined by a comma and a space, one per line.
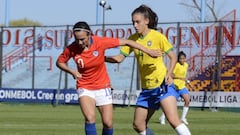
133, 121, 142, 132
184, 99, 190, 106
85, 115, 96, 123
168, 117, 182, 128
133, 122, 138, 132
103, 120, 113, 129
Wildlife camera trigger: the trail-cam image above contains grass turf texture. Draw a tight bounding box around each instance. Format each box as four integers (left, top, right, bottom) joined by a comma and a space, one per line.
0, 103, 239, 135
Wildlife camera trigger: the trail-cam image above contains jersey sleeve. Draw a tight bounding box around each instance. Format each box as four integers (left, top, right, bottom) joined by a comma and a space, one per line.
119, 35, 136, 57
159, 34, 173, 54
96, 36, 120, 50
57, 46, 72, 63
120, 45, 133, 57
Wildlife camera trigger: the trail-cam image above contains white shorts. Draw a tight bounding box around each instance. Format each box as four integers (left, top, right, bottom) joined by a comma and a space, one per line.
77, 88, 112, 106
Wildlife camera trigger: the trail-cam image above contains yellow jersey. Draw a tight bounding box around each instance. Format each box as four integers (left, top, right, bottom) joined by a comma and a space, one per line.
120, 29, 173, 89
173, 62, 188, 90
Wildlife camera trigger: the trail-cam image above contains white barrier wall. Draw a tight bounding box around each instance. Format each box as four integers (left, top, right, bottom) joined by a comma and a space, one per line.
112, 90, 240, 108
0, 88, 240, 107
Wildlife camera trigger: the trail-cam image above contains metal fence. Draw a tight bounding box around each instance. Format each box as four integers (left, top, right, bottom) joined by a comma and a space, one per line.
1, 19, 240, 92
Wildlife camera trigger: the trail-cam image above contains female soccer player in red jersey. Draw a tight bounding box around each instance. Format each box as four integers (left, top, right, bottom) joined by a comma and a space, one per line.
56, 21, 161, 135
106, 5, 191, 135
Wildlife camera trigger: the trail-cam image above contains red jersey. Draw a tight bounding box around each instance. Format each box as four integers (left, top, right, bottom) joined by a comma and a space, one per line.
57, 36, 119, 90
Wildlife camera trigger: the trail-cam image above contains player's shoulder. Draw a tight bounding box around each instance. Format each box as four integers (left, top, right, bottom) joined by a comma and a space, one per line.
67, 42, 76, 49
92, 35, 118, 44
91, 35, 101, 42
66, 42, 81, 53
149, 30, 169, 43
149, 29, 164, 37
128, 33, 139, 41
175, 62, 181, 67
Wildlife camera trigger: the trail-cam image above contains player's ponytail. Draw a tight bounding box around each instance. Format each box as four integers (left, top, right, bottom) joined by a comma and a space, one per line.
132, 4, 158, 30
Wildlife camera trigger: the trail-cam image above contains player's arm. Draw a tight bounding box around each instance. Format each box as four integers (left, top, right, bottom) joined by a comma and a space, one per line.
105, 54, 125, 63
165, 50, 177, 85
106, 38, 162, 63
173, 75, 186, 80
118, 39, 161, 58
56, 61, 82, 80
173, 76, 191, 85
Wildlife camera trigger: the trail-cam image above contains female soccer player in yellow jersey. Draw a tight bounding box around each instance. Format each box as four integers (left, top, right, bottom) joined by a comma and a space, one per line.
160, 51, 192, 125
106, 5, 191, 135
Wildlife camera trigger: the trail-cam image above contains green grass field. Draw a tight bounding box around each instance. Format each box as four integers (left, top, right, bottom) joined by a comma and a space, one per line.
0, 103, 239, 135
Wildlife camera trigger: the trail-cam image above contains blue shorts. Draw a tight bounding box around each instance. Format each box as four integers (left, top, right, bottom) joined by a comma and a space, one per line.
176, 87, 189, 98
136, 83, 178, 110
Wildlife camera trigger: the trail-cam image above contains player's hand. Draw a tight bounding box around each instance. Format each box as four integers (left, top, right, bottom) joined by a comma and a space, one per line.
147, 49, 163, 58
72, 70, 82, 80
165, 74, 173, 85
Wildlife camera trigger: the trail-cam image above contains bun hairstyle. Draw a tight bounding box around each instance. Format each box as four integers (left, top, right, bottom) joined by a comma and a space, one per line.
131, 4, 158, 30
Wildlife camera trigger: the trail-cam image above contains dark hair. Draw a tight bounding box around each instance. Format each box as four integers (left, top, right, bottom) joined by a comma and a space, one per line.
177, 51, 186, 62
73, 21, 91, 32
131, 5, 158, 30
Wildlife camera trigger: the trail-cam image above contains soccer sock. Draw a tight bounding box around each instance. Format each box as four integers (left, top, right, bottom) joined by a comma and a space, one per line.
102, 127, 113, 135
175, 123, 191, 135
85, 123, 97, 135
139, 130, 146, 135
181, 106, 189, 120
160, 113, 165, 120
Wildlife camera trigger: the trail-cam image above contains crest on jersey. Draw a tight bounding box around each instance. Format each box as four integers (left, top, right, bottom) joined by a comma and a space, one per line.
147, 41, 152, 46
93, 51, 99, 56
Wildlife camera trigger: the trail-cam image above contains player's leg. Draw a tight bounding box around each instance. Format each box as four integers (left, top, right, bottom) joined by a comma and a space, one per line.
98, 104, 113, 135
133, 107, 154, 135
96, 88, 114, 135
77, 88, 97, 135
146, 108, 155, 135
180, 88, 190, 125
160, 96, 181, 127
160, 84, 191, 135
78, 95, 97, 135
133, 88, 159, 135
